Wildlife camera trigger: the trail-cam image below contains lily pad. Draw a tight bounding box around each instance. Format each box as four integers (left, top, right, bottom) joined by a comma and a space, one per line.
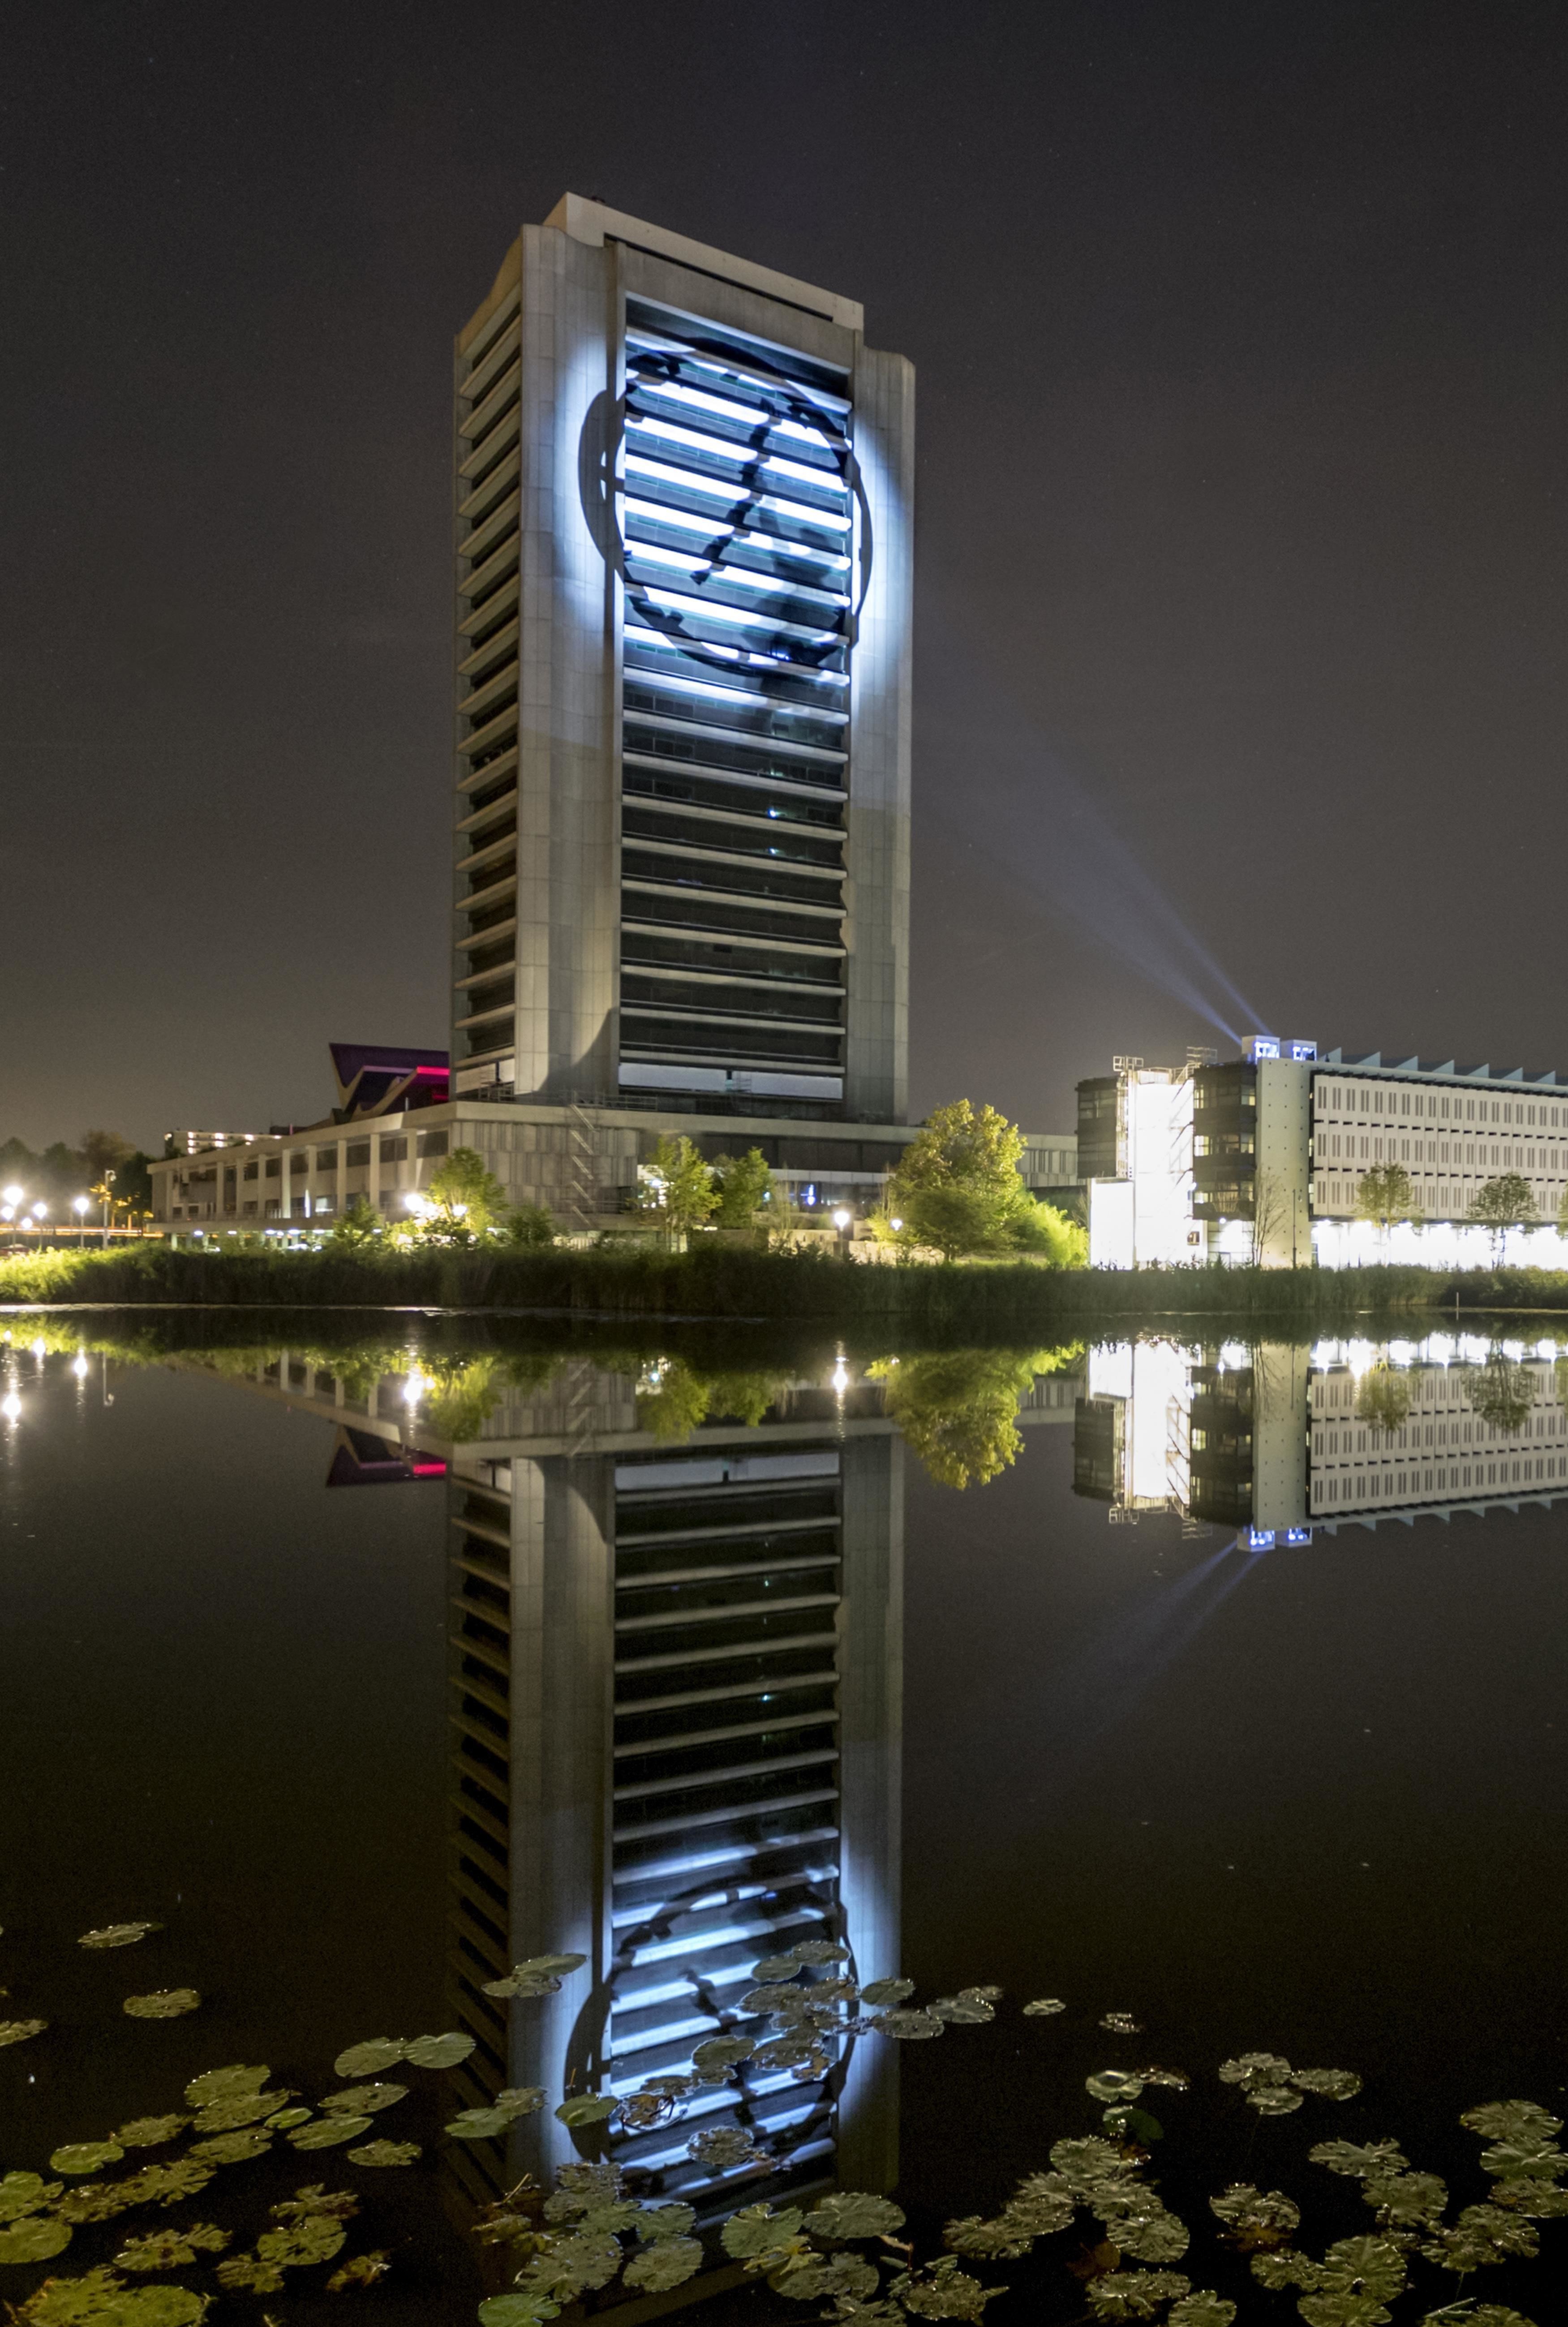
114, 2226, 229, 2271
122, 1992, 199, 2021
272, 2186, 360, 2222
1023, 1998, 1066, 2016
333, 2038, 407, 2078
347, 2140, 421, 2167
1167, 2300, 1236, 2327
191, 2088, 292, 2132
1362, 2172, 1447, 2228
860, 1978, 915, 2007
319, 2082, 407, 2116
638, 2204, 697, 2240
930, 1993, 995, 2026
402, 2031, 475, 2069
0, 2214, 73, 2264
54, 2182, 138, 2226
687, 2126, 758, 2168
1218, 2052, 1293, 2089
692, 2035, 754, 2071
751, 1953, 803, 1981
555, 2095, 617, 2127
290, 2115, 373, 2149
0, 2174, 60, 2223
77, 1923, 161, 1951
183, 2065, 269, 2108
264, 2108, 312, 2130
623, 2236, 702, 2291
807, 2193, 906, 2240
188, 2130, 271, 2164
1480, 2137, 1568, 2181
123, 2160, 214, 2207
326, 2251, 392, 2290
114, 2119, 188, 2150
446, 2108, 521, 2141
1209, 2184, 1300, 2239
258, 2215, 348, 2267
1084, 2271, 1192, 2322
871, 2009, 944, 2040
1247, 2087, 1304, 2116
722, 2204, 805, 2258
1491, 2176, 1568, 2217
1101, 2012, 1143, 2035
792, 1941, 851, 1965
1087, 2070, 1145, 2104
477, 2299, 562, 2327
1290, 2069, 1362, 2100
1309, 2141, 1410, 2179
0, 2018, 47, 2047
51, 2144, 125, 2178
1462, 2101, 1563, 2142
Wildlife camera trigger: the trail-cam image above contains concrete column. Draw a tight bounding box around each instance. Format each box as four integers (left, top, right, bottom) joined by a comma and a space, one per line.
369, 1130, 383, 1215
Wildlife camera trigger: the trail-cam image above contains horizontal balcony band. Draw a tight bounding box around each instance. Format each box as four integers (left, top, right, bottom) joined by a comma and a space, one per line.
626, 566, 847, 643
617, 1673, 838, 1724
624, 323, 851, 417
458, 396, 520, 481
457, 741, 518, 797
621, 752, 844, 805
626, 584, 849, 658
460, 288, 521, 391
459, 704, 520, 762
454, 959, 516, 996
615, 1592, 840, 1636
625, 515, 851, 602
456, 916, 517, 953
622, 420, 851, 524
455, 832, 516, 879
459, 489, 521, 568
621, 876, 841, 922
454, 1002, 516, 1035
462, 874, 518, 916
459, 447, 521, 525
625, 385, 847, 476
456, 801, 518, 852
460, 360, 520, 443
620, 912, 843, 959
457, 670, 518, 726
623, 1005, 844, 1041
613, 1624, 837, 1675
625, 346, 853, 437
614, 1747, 840, 1804
623, 708, 845, 767
622, 464, 851, 559
617, 1562, 840, 1598
619, 958, 844, 998
460, 532, 521, 608
460, 575, 520, 641
459, 616, 520, 684
623, 618, 847, 689
623, 833, 842, 885
623, 669, 847, 734
622, 794, 842, 850
612, 1786, 838, 1842
617, 1516, 840, 1551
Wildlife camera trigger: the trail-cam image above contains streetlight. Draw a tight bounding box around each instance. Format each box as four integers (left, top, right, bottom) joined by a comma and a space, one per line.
832, 1204, 853, 1259
73, 1195, 90, 1248
100, 1169, 116, 1248
2, 1184, 21, 1207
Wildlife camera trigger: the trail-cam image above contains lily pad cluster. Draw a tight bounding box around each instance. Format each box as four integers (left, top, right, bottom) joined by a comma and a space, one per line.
475, 2159, 705, 2324
1217, 2054, 1362, 2116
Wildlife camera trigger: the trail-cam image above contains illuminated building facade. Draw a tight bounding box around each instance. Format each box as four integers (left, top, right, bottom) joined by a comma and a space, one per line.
1083, 1039, 1568, 1269
452, 196, 913, 1126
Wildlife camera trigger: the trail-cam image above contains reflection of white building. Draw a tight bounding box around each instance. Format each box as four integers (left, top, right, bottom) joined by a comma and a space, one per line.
1075, 1333, 1568, 1541
1083, 1039, 1568, 1268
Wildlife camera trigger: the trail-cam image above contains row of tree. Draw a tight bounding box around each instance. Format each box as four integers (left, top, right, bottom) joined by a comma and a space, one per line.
1353, 1162, 1562, 1258
0, 1131, 155, 1223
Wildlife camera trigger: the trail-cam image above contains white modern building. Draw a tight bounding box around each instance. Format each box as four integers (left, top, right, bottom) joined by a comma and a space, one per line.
1083, 1038, 1568, 1269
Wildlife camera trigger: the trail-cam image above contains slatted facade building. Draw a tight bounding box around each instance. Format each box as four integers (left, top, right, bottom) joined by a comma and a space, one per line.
452, 196, 913, 1125
440, 1368, 902, 2223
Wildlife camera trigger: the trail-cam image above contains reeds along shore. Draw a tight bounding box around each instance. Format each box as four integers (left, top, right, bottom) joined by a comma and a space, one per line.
3, 1241, 1566, 1324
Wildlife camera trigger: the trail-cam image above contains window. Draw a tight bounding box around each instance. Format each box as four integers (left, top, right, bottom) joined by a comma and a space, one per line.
417, 1130, 449, 1159
345, 1141, 371, 1167
242, 1159, 258, 1181
379, 1136, 408, 1164
265, 1157, 280, 1177
315, 1149, 338, 1172
290, 1153, 307, 1173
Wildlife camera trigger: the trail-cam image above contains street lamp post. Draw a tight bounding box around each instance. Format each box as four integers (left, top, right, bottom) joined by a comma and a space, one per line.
101, 1170, 116, 1249
73, 1196, 90, 1249
832, 1204, 853, 1259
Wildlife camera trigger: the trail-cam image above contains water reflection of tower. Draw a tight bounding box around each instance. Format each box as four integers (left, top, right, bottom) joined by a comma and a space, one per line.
439, 1358, 903, 2220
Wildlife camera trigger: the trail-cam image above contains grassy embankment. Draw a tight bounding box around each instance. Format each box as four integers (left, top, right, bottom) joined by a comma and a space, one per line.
4, 1240, 1566, 1325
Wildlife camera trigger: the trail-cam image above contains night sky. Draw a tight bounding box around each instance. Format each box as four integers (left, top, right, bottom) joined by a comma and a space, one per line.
5, 1, 1567, 1148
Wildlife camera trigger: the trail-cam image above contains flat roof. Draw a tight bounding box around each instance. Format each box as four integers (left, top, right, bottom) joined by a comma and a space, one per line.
544, 193, 863, 333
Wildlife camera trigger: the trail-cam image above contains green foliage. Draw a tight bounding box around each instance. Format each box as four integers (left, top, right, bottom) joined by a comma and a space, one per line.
328, 1195, 384, 1249
711, 1147, 773, 1228
423, 1146, 510, 1237
636, 1135, 719, 1240
882, 1101, 1076, 1262
1354, 1363, 1413, 1436
1464, 1349, 1537, 1434
501, 1202, 555, 1249
869, 1347, 1082, 1488
1470, 1172, 1538, 1258
1355, 1164, 1421, 1236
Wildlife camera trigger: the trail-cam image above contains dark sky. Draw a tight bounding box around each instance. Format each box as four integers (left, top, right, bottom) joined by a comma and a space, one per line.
4, 0, 1567, 1148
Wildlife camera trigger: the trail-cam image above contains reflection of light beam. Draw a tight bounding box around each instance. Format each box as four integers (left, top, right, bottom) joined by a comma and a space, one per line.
1016, 1542, 1261, 1805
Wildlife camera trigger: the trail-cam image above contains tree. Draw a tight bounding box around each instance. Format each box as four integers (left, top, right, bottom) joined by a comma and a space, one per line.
424, 1146, 509, 1236
868, 1346, 1082, 1489
1355, 1363, 1413, 1436
1468, 1172, 1536, 1262
882, 1100, 1046, 1261
1464, 1348, 1536, 1434
636, 1134, 718, 1243
329, 1194, 385, 1248
1007, 1198, 1088, 1267
710, 1148, 773, 1228
80, 1130, 134, 1184
1354, 1163, 1421, 1253
500, 1202, 555, 1249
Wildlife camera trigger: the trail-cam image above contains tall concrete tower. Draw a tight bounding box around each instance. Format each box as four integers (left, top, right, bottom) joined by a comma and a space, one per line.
452, 197, 913, 1125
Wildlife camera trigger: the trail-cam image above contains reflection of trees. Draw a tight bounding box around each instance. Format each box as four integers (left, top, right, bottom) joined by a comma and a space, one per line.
1464, 1351, 1536, 1435
870, 1346, 1082, 1490
1355, 1364, 1413, 1437
634, 1361, 792, 1441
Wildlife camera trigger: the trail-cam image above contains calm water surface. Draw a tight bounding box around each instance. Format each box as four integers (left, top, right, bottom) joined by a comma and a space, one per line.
3, 1316, 1567, 2321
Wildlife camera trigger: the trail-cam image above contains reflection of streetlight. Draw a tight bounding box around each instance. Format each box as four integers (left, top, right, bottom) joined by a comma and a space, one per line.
72, 1352, 89, 1381
1, 1393, 19, 1424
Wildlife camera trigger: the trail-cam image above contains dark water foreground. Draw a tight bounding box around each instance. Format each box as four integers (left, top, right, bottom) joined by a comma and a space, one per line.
3, 1313, 1568, 2325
